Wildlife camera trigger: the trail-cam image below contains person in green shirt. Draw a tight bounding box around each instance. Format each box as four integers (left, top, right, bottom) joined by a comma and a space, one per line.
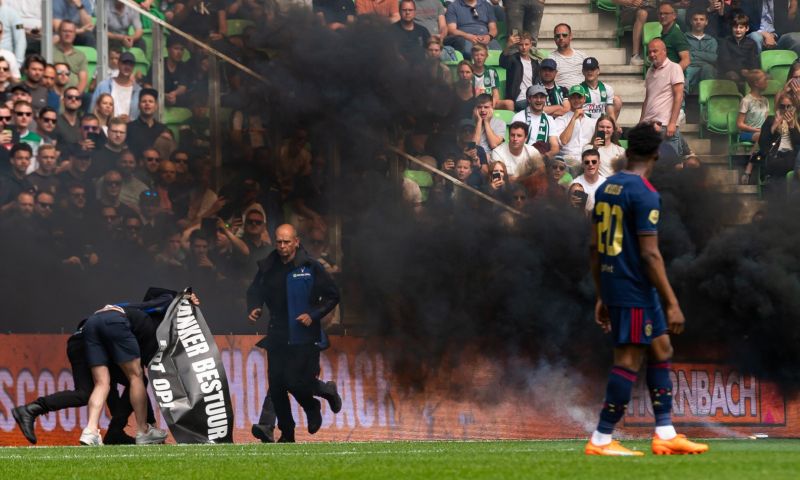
658, 2, 690, 71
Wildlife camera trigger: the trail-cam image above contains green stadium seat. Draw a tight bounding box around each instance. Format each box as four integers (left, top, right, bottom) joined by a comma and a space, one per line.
698, 79, 740, 121
495, 66, 507, 97
760, 49, 798, 81
496, 19, 507, 45
705, 94, 742, 135
618, 139, 628, 149
595, 0, 625, 47
493, 109, 515, 124
226, 19, 254, 37
163, 107, 193, 143
125, 47, 150, 76
727, 111, 753, 162
74, 46, 97, 91
642, 22, 661, 74
486, 50, 501, 67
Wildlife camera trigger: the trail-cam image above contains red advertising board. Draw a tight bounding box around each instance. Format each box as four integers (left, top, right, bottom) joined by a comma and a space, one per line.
0, 334, 797, 446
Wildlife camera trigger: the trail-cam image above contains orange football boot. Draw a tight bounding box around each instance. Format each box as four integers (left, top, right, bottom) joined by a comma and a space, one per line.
651, 434, 709, 455
585, 440, 645, 456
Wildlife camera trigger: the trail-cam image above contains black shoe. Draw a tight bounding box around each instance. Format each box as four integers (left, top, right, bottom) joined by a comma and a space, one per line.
306, 400, 322, 435
324, 381, 342, 414
277, 430, 295, 443
12, 403, 44, 445
104, 429, 136, 445
251, 424, 275, 443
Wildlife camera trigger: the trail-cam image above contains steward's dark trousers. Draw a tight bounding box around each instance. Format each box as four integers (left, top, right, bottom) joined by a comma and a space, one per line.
268, 344, 320, 432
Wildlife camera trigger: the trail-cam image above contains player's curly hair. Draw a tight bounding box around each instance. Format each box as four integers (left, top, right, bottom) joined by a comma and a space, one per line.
625, 122, 661, 161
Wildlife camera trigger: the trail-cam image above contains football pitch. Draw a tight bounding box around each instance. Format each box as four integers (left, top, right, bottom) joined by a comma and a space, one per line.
1, 439, 799, 479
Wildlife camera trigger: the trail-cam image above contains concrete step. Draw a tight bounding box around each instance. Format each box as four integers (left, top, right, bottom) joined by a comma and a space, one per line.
545, 4, 592, 14
705, 164, 739, 186
688, 138, 711, 155
718, 184, 759, 194
541, 13, 616, 32
735, 197, 767, 223
696, 154, 729, 165
570, 37, 619, 48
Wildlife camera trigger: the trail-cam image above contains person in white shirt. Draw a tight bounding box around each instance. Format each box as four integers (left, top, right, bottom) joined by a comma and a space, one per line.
491, 121, 544, 181
473, 93, 506, 152
512, 84, 559, 158
570, 148, 606, 212
584, 114, 625, 177
579, 57, 622, 125
547, 23, 587, 88
554, 84, 598, 174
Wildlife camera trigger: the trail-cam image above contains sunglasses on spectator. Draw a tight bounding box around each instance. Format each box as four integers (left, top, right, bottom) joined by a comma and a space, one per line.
245, 219, 264, 226
553, 164, 566, 171
15, 111, 32, 117
65, 95, 81, 101
37, 201, 53, 209
174, 158, 189, 164
41, 117, 57, 124
470, 7, 479, 19
126, 224, 142, 230
82, 125, 100, 131
779, 104, 795, 110
57, 70, 70, 75
554, 32, 569, 38
145, 156, 160, 162
0, 116, 10, 121
584, 160, 598, 165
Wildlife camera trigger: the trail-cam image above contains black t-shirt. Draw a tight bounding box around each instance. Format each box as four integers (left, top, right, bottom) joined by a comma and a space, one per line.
313, 0, 356, 25
265, 259, 294, 345
126, 118, 168, 159
181, 0, 225, 37
146, 61, 190, 94
393, 22, 431, 64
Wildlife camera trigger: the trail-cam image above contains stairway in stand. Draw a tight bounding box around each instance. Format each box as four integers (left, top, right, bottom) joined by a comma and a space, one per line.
541, 0, 764, 222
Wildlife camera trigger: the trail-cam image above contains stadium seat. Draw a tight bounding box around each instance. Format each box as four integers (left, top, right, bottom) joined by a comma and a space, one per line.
74, 45, 97, 91
495, 66, 507, 97
486, 50, 501, 67
126, 47, 150, 76
705, 91, 742, 135
226, 19, 254, 37
595, 0, 625, 47
163, 107, 193, 144
618, 139, 628, 149
727, 111, 753, 165
641, 22, 661, 74
496, 19, 507, 45
698, 79, 740, 124
444, 50, 464, 82
493, 109, 515, 124
760, 49, 798, 82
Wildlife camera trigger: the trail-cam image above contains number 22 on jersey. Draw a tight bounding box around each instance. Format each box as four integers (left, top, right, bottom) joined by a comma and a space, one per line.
595, 201, 623, 256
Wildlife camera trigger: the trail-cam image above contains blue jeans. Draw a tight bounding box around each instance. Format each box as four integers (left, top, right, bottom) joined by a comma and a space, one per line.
748, 31, 800, 55
504, 0, 545, 43
685, 63, 716, 95
444, 37, 502, 60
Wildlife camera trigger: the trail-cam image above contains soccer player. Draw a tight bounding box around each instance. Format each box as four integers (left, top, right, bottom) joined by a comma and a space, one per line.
585, 122, 708, 456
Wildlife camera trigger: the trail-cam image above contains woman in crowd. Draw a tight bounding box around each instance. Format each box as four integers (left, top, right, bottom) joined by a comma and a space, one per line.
93, 94, 115, 134
585, 114, 625, 177
744, 92, 800, 193
453, 61, 477, 121
425, 37, 451, 84
484, 160, 512, 205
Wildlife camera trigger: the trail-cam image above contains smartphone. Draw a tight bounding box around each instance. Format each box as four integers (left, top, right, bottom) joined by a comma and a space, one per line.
87, 131, 106, 148
573, 190, 588, 201
492, 171, 502, 181
595, 134, 605, 146
511, 29, 519, 37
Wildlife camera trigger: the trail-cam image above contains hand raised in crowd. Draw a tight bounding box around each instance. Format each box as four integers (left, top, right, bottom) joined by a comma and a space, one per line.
490, 175, 504, 191
507, 32, 520, 47
80, 138, 95, 151
0, 129, 11, 145
442, 158, 455, 173
296, 313, 312, 327
464, 146, 479, 166
188, 293, 201, 306
592, 135, 606, 149
247, 307, 262, 324
574, 108, 584, 119
122, 36, 134, 49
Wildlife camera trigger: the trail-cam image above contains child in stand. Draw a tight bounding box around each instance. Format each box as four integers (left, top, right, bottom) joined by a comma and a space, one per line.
471, 44, 514, 111
684, 8, 718, 94
739, 70, 770, 185
717, 12, 759, 87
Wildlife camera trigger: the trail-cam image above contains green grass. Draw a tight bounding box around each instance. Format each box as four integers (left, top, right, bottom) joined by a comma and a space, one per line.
1, 439, 799, 479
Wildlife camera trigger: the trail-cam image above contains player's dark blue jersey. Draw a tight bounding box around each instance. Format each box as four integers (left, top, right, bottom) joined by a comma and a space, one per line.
592, 172, 661, 307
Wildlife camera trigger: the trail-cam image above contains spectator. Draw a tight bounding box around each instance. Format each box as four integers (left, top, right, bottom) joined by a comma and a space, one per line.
472, 93, 506, 151
13, 100, 42, 155
425, 37, 452, 82
450, 118, 489, 177
550, 156, 573, 189
52, 21, 89, 93
780, 61, 800, 106
453, 60, 477, 120
0, 106, 18, 161
93, 93, 115, 133
504, 0, 545, 46
53, 0, 96, 47
585, 114, 625, 177
185, 160, 219, 224
511, 84, 559, 156
750, 93, 800, 194
52, 62, 72, 98
658, 2, 691, 70
394, 0, 431, 64
135, 148, 161, 186
145, 36, 190, 107
0, 0, 25, 64
491, 121, 545, 181
501, 31, 541, 112
570, 148, 606, 212
173, 0, 228, 42
0, 143, 33, 209
356, 0, 400, 23
90, 117, 128, 179
155, 159, 177, 215
239, 203, 273, 276
313, 0, 356, 31
555, 85, 598, 174
97, 169, 137, 217
21, 55, 57, 113
53, 86, 83, 147
547, 23, 587, 88
444, 0, 500, 60
56, 148, 96, 199
125, 89, 169, 159
743, 0, 800, 56
641, 38, 685, 156
739, 71, 771, 183
0, 57, 14, 103
42, 65, 57, 92
34, 106, 58, 149
580, 57, 621, 124
684, 8, 718, 94
27, 144, 60, 196
106, 0, 144, 50
91, 52, 142, 120
614, 0, 658, 66
412, 0, 447, 39
471, 44, 512, 110
717, 12, 759, 85
567, 181, 586, 209
139, 188, 172, 249
34, 190, 55, 223
699, 0, 739, 39
154, 230, 186, 275
78, 114, 105, 156
116, 149, 148, 207
484, 160, 512, 203
0, 24, 21, 81
538, 58, 570, 118
2, 0, 41, 50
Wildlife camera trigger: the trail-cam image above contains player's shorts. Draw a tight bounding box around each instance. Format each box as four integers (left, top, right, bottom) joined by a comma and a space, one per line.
608, 305, 667, 346
83, 310, 141, 367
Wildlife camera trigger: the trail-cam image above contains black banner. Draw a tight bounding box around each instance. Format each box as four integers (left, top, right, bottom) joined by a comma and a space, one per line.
148, 294, 235, 443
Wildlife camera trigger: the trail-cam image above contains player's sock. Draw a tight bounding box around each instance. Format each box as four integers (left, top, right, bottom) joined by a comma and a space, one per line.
647, 361, 675, 439
591, 430, 613, 446
596, 366, 637, 436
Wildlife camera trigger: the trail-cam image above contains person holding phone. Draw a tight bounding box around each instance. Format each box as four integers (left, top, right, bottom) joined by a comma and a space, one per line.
585, 114, 625, 177
570, 149, 607, 212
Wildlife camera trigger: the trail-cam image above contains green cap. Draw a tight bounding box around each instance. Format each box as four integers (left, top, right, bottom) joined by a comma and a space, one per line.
568, 84, 587, 97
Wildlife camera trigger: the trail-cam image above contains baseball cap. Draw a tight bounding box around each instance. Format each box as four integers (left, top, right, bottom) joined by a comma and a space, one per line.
458, 119, 476, 130
568, 85, 587, 97
582, 57, 600, 70
540, 58, 557, 70
119, 52, 136, 64
10, 84, 30, 94
526, 85, 547, 97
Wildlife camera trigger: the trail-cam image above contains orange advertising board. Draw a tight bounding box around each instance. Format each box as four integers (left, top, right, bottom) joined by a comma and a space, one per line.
0, 334, 798, 446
